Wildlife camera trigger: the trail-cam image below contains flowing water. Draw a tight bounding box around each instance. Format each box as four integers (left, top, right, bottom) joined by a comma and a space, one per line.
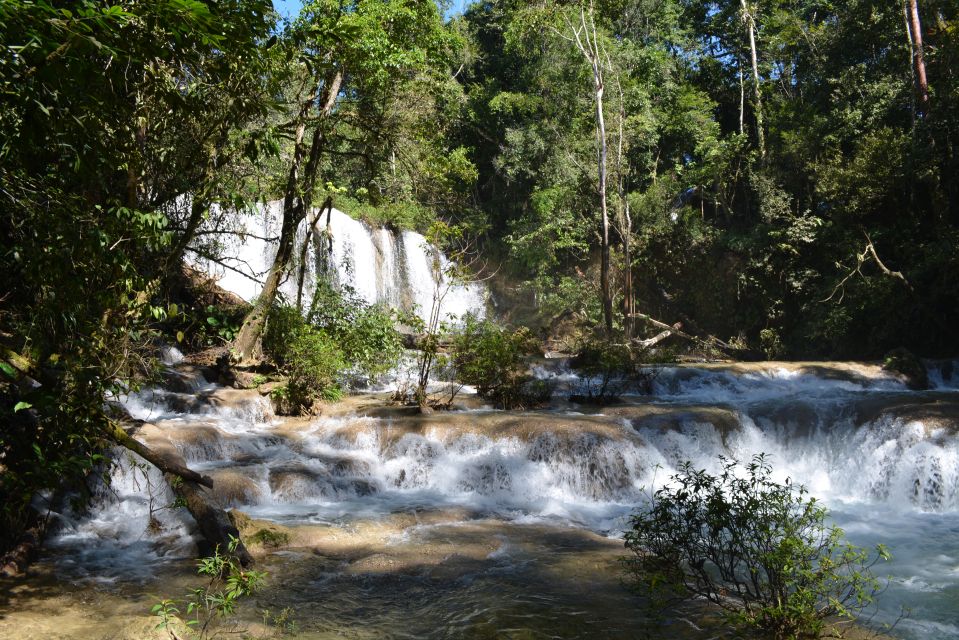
190, 201, 486, 323
2, 359, 958, 639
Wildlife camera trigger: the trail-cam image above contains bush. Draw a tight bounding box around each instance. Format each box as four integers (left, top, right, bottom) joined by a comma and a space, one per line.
263, 305, 344, 412
624, 455, 889, 640
308, 283, 405, 384
569, 336, 656, 403
451, 314, 549, 409
285, 329, 345, 409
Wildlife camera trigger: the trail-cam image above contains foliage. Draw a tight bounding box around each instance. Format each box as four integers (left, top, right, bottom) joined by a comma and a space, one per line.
454, 0, 959, 357
261, 607, 298, 636
308, 283, 405, 384
152, 536, 265, 640
334, 193, 438, 233
0, 0, 276, 550
451, 314, 549, 409
569, 335, 657, 402
625, 456, 890, 640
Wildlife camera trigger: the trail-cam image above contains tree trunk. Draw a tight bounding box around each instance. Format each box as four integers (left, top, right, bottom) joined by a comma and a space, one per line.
741, 0, 765, 158
296, 196, 333, 311
571, 7, 614, 334
167, 196, 209, 274
232, 71, 343, 363
907, 0, 929, 110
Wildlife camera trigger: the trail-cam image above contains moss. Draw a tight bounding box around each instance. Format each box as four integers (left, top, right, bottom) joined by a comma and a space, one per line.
250, 528, 290, 548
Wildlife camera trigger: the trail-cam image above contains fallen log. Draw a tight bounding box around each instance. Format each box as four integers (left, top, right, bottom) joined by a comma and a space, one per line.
1, 345, 252, 567
106, 419, 213, 489
635, 328, 674, 349
165, 473, 253, 567
0, 516, 44, 577
108, 419, 252, 566
629, 312, 760, 359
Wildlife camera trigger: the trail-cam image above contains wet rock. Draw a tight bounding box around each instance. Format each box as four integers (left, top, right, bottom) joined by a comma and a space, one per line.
209, 470, 261, 507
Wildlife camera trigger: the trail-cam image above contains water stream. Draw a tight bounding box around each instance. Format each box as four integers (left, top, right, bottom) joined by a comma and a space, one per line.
2, 359, 958, 638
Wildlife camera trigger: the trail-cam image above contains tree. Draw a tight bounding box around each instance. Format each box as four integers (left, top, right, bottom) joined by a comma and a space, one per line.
564, 2, 615, 333
0, 0, 276, 553
232, 0, 457, 362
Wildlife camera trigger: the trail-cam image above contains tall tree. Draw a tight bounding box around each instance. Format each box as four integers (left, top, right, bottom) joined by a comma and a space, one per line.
232, 0, 456, 362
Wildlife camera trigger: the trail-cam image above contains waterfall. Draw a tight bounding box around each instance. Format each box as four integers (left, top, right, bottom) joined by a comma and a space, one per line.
191, 201, 486, 322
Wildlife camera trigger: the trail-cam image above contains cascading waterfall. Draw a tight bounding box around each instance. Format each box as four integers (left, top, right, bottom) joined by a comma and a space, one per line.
41, 359, 959, 639
191, 201, 486, 322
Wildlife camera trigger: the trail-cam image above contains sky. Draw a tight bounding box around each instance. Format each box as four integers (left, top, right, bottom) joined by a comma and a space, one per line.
271, 0, 470, 20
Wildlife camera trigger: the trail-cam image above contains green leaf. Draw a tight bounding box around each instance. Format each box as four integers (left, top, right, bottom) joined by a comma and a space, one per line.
14, 401, 33, 412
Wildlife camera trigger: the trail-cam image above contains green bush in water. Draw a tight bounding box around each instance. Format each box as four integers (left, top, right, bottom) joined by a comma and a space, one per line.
309, 283, 405, 384
624, 455, 890, 640
569, 335, 657, 402
285, 329, 345, 408
263, 305, 344, 411
451, 314, 550, 409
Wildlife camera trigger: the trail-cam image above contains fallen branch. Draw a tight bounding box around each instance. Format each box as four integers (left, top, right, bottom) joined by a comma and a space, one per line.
166, 473, 253, 567
635, 328, 674, 348
109, 419, 253, 566
629, 312, 753, 358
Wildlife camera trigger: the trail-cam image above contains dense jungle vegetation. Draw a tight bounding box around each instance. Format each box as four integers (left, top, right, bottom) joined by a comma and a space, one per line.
1, 0, 957, 576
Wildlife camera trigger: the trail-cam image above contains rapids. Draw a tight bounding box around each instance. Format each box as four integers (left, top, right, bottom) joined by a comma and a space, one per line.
3, 359, 958, 638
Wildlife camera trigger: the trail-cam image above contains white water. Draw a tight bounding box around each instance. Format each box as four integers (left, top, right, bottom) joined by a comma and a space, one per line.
48, 361, 959, 638
190, 201, 486, 323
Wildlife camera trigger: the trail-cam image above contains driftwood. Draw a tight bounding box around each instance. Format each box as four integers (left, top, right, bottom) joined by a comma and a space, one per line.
165, 473, 253, 567
0, 517, 44, 577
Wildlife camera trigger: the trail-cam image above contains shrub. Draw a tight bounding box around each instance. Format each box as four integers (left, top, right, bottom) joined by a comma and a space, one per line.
569, 336, 656, 402
451, 314, 549, 409
624, 455, 889, 640
263, 305, 345, 412
308, 283, 405, 384
285, 329, 344, 409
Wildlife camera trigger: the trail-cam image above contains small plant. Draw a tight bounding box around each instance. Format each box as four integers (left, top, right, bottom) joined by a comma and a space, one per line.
261, 606, 298, 636
625, 455, 890, 640
204, 304, 242, 343
152, 536, 265, 639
